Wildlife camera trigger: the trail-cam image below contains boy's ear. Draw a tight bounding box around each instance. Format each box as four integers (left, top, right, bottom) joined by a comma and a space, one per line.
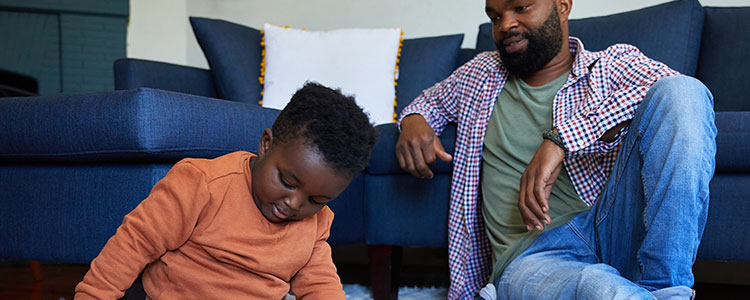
258, 128, 273, 156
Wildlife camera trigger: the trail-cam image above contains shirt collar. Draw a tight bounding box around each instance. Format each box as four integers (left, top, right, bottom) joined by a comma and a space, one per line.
569, 36, 600, 78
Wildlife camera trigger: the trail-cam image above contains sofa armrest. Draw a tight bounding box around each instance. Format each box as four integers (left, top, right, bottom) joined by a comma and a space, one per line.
367, 122, 456, 175
0, 88, 279, 162
114, 58, 218, 98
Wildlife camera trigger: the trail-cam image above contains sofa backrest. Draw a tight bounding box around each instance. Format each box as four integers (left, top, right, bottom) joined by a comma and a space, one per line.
476, 0, 704, 76
696, 6, 750, 112
114, 58, 218, 98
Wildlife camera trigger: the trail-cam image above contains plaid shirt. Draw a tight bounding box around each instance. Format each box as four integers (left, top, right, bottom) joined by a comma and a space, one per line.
399, 37, 679, 300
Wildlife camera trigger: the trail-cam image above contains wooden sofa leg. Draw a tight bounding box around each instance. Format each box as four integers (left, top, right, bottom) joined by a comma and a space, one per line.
368, 245, 402, 300
30, 260, 43, 281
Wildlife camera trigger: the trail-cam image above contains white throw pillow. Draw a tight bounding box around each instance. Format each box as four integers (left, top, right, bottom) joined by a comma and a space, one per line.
261, 24, 402, 125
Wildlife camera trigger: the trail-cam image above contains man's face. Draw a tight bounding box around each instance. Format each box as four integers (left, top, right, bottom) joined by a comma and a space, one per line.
251, 130, 351, 223
486, 0, 564, 76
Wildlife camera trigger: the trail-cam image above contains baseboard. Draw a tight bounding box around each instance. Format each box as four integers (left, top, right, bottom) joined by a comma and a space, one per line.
694, 259, 750, 285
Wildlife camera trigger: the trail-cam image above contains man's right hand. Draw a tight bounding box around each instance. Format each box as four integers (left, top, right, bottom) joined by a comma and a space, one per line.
395, 114, 453, 179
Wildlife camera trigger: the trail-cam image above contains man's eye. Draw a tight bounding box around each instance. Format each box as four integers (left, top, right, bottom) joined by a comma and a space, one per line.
516, 5, 530, 12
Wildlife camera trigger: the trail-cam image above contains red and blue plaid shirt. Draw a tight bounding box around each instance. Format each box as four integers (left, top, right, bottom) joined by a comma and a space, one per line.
399, 37, 679, 300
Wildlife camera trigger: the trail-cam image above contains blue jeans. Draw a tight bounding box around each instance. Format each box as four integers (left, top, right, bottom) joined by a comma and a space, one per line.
495, 76, 717, 300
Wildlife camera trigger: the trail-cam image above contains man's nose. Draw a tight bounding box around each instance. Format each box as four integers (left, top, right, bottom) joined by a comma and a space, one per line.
499, 12, 518, 33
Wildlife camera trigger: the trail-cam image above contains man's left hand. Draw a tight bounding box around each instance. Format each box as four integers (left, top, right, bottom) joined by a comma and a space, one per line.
519, 139, 565, 231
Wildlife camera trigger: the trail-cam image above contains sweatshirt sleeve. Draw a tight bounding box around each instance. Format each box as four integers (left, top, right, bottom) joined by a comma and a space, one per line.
75, 160, 211, 299
289, 209, 345, 300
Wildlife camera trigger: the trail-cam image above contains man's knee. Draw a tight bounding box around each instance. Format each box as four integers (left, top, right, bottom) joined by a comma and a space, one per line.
647, 76, 714, 118
639, 76, 716, 139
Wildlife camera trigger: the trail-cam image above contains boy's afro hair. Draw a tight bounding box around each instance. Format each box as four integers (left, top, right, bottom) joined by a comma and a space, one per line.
271, 82, 379, 177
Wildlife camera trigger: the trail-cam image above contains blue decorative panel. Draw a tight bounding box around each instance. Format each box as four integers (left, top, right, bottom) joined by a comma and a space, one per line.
0, 0, 128, 95
0, 11, 60, 95
61, 14, 126, 93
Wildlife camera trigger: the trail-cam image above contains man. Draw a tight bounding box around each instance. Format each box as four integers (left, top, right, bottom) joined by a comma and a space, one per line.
395, 0, 716, 299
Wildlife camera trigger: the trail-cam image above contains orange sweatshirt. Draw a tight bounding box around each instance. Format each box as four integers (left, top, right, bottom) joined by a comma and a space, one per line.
75, 151, 345, 299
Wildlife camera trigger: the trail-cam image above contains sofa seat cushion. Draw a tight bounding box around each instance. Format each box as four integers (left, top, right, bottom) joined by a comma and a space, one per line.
715, 111, 750, 173
0, 88, 279, 162
476, 0, 704, 76
696, 6, 750, 112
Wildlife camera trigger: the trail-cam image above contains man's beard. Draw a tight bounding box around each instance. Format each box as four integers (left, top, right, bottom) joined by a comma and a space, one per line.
496, 6, 564, 76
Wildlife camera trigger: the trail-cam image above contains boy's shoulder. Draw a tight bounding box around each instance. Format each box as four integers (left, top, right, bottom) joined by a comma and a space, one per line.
177, 151, 255, 182
309, 205, 335, 233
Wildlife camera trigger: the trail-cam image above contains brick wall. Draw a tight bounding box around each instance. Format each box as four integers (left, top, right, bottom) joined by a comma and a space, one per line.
0, 0, 128, 95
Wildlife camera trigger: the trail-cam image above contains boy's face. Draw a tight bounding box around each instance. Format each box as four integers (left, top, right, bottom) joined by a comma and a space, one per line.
251, 129, 352, 223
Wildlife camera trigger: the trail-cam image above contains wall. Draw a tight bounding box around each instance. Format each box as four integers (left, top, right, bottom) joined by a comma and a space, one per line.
0, 0, 128, 95
126, 0, 750, 69
127, 0, 186, 66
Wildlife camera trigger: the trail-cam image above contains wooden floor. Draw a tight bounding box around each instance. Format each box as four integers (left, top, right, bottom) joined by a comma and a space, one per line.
1, 261, 748, 299
0, 263, 88, 300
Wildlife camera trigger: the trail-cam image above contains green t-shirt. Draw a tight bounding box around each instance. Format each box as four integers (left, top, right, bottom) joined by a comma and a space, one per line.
481, 72, 590, 281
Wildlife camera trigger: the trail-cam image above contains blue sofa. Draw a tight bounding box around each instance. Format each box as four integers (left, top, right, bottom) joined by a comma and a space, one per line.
1, 0, 748, 299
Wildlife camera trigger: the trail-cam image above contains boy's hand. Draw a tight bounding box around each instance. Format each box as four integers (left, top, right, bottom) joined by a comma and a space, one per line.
519, 139, 564, 232
396, 114, 453, 179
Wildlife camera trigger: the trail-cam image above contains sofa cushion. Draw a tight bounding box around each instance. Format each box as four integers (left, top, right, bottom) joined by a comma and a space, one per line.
476, 0, 704, 76
368, 122, 456, 175
0, 164, 173, 263
396, 34, 464, 116
364, 173, 451, 247
190, 17, 263, 104
261, 24, 402, 125
715, 111, 750, 173
696, 6, 750, 112
0, 88, 279, 162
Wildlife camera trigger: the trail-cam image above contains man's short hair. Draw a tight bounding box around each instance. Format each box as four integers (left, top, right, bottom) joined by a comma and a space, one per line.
271, 82, 379, 177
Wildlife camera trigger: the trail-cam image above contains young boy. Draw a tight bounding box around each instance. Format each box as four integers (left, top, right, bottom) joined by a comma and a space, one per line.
74, 82, 378, 299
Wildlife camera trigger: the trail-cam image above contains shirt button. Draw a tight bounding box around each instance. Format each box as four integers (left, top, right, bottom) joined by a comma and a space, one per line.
577, 140, 586, 146
459, 280, 465, 286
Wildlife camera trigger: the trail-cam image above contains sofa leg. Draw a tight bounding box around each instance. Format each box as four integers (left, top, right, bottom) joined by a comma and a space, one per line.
368, 245, 402, 300
30, 260, 43, 281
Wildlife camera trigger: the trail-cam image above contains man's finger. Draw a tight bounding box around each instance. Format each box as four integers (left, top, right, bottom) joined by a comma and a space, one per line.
433, 138, 453, 162
533, 175, 551, 224
517, 173, 537, 231
410, 142, 434, 179
525, 174, 546, 230
517, 199, 536, 232
400, 147, 419, 177
396, 148, 407, 170
520, 173, 543, 230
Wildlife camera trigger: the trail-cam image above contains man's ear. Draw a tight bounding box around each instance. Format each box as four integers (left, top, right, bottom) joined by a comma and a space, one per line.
558, 0, 572, 22
258, 128, 273, 156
